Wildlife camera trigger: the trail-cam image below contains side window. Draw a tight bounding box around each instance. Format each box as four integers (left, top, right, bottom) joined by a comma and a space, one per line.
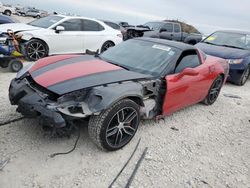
161, 23, 173, 32
245, 35, 250, 47
106, 22, 120, 30
59, 19, 82, 31
83, 20, 104, 31
175, 53, 201, 73
174, 24, 180, 33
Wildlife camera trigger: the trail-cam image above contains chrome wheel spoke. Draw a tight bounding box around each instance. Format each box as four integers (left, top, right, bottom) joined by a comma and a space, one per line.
124, 111, 137, 124
106, 126, 118, 137
115, 130, 123, 146
117, 109, 125, 123
124, 125, 135, 132
123, 127, 134, 136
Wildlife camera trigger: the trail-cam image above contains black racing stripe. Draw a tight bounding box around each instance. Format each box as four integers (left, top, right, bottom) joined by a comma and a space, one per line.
31, 55, 95, 78
48, 69, 151, 95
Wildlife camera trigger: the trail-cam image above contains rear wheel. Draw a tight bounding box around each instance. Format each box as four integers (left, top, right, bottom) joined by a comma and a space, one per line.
187, 40, 197, 45
25, 39, 48, 61
101, 41, 115, 53
88, 99, 140, 151
8, 59, 23, 72
203, 75, 223, 105
3, 10, 11, 16
238, 66, 250, 86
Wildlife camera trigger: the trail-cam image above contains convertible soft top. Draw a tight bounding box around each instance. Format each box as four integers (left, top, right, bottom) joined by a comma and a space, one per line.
135, 37, 197, 51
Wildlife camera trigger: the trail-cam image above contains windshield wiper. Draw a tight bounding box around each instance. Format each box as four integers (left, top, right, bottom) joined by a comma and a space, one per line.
220, 44, 245, 50
108, 61, 130, 71
202, 41, 218, 46
97, 56, 130, 71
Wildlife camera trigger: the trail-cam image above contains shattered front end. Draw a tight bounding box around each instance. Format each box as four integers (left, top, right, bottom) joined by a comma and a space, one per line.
9, 76, 68, 128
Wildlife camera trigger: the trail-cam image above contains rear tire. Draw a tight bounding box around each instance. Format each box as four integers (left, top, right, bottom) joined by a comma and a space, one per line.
203, 75, 223, 105
8, 59, 23, 72
100, 41, 115, 53
88, 99, 140, 151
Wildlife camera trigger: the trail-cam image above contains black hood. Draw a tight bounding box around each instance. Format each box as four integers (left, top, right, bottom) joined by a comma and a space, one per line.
196, 42, 250, 59
48, 69, 152, 95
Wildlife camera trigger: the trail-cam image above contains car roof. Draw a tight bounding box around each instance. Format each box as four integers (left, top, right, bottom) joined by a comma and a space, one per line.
56, 14, 100, 22
216, 30, 250, 35
135, 37, 196, 51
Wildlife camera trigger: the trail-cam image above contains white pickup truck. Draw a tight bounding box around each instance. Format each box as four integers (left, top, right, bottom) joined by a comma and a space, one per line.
0, 2, 16, 16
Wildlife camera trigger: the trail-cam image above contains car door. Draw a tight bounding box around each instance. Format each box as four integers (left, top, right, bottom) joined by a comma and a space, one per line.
48, 19, 84, 54
173, 24, 182, 41
81, 19, 105, 52
159, 23, 174, 40
162, 50, 210, 115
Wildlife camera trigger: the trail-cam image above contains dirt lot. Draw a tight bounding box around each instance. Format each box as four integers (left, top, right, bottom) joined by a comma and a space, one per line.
0, 65, 250, 188
0, 15, 249, 188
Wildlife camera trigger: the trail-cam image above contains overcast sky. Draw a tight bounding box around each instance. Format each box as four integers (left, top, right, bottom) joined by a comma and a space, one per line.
4, 0, 250, 34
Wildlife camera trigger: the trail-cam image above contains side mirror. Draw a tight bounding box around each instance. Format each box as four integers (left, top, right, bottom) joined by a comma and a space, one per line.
55, 26, 65, 33
159, 28, 167, 33
172, 68, 199, 81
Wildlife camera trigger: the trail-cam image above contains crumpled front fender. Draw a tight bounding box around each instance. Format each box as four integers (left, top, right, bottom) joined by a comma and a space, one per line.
87, 82, 144, 113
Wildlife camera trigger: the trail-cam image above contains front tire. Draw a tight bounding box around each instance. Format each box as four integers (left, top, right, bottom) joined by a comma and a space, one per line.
88, 99, 140, 151
237, 66, 250, 86
25, 39, 48, 61
203, 75, 223, 105
3, 10, 11, 16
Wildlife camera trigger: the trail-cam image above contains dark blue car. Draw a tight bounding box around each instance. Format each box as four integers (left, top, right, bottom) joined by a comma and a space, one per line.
0, 15, 15, 24
196, 30, 250, 85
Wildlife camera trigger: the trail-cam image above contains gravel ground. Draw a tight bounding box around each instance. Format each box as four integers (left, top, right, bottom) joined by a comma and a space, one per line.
0, 67, 249, 188
0, 15, 249, 188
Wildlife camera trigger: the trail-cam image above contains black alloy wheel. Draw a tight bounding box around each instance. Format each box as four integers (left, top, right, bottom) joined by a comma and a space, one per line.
105, 107, 138, 148
88, 99, 140, 151
25, 39, 48, 61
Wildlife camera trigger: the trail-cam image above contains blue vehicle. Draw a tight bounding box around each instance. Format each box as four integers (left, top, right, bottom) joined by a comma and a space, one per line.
0, 15, 15, 24
196, 30, 250, 85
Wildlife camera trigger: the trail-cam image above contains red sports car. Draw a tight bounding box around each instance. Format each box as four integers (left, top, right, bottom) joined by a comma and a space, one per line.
9, 38, 229, 151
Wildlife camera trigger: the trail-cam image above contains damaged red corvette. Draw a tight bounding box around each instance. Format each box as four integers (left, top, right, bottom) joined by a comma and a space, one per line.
9, 38, 229, 151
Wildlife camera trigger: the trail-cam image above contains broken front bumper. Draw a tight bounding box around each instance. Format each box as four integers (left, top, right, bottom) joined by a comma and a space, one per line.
9, 78, 66, 128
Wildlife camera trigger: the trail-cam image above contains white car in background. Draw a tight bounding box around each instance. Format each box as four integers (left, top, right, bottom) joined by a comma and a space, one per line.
0, 2, 16, 16
0, 15, 123, 60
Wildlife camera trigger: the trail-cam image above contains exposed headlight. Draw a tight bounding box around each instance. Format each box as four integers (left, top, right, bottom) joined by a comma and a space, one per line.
16, 62, 36, 79
21, 33, 33, 41
227, 59, 243, 64
117, 33, 123, 38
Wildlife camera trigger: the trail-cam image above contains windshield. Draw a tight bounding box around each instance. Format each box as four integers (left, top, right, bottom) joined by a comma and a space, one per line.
143, 22, 163, 30
99, 39, 179, 76
203, 31, 250, 50
27, 15, 63, 28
